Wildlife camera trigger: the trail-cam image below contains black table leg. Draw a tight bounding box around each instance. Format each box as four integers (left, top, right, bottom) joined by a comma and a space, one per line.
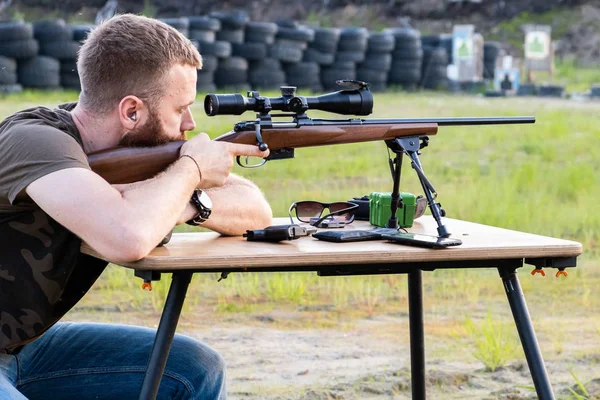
408, 269, 426, 400
499, 268, 555, 400
139, 271, 193, 400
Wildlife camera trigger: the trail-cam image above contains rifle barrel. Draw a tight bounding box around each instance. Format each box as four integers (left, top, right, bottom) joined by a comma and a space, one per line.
238, 116, 535, 130
357, 116, 535, 126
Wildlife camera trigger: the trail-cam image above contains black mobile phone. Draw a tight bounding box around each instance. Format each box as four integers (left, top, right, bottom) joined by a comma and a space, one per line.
312, 229, 382, 243
381, 232, 462, 249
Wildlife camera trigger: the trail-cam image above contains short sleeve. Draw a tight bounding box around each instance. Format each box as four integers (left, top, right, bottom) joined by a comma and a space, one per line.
0, 121, 90, 204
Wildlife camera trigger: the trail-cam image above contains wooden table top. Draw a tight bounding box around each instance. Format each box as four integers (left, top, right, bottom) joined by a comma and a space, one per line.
80, 217, 583, 271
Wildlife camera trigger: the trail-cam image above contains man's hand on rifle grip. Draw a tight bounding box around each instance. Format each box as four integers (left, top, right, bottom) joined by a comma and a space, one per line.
179, 133, 268, 189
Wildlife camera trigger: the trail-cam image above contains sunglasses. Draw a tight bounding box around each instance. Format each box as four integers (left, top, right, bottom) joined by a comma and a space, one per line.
288, 201, 358, 227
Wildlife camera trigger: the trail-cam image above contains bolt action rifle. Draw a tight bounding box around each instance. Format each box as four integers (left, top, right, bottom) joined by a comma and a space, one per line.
88, 80, 535, 237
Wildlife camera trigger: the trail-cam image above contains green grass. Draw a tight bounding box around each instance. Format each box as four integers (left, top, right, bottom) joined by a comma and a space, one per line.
568, 370, 591, 400
553, 60, 600, 92
459, 313, 520, 372
520, 59, 600, 92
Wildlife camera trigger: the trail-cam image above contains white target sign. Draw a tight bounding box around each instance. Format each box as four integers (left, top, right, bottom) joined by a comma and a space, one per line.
525, 31, 550, 60
524, 25, 553, 72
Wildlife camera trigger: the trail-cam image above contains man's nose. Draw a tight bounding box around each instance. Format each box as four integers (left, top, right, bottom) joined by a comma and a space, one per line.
181, 108, 196, 132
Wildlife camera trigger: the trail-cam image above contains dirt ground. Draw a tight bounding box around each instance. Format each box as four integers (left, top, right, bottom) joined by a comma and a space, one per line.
195, 320, 598, 399
66, 305, 600, 400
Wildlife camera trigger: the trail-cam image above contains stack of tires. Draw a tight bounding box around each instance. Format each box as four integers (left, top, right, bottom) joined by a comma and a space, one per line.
34, 20, 81, 90
421, 35, 441, 49
245, 21, 277, 45
272, 21, 316, 91
386, 27, 423, 90
212, 11, 248, 45
189, 16, 218, 44
243, 21, 284, 90
420, 46, 449, 90
483, 41, 500, 80
517, 83, 537, 96
0, 21, 38, 94
19, 20, 76, 90
62, 24, 93, 92
439, 34, 453, 65
0, 56, 19, 94
248, 58, 286, 90
284, 61, 320, 92
210, 11, 250, 90
271, 21, 312, 64
303, 27, 339, 91
537, 85, 565, 98
188, 16, 221, 93
321, 28, 367, 91
356, 31, 394, 92
2, 16, 527, 98
214, 55, 248, 91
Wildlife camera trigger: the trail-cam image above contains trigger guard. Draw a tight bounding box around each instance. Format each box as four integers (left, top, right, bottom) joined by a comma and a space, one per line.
236, 155, 267, 168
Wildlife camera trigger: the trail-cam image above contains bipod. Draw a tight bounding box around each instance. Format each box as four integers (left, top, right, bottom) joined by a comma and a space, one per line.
385, 136, 450, 238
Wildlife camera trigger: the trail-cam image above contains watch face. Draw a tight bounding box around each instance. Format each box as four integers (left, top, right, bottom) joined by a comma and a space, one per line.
198, 190, 212, 209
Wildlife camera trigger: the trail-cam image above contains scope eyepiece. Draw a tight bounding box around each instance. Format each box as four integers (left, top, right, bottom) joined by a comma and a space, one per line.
204, 84, 373, 117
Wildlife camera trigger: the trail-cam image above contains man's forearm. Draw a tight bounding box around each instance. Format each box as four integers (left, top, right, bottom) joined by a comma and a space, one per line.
110, 157, 200, 251
178, 173, 273, 235
115, 172, 272, 237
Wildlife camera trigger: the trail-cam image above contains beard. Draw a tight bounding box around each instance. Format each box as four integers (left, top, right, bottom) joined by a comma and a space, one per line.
118, 107, 185, 148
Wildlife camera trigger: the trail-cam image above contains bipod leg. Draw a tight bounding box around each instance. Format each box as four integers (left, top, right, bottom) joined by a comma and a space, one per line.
401, 140, 449, 238
386, 149, 404, 229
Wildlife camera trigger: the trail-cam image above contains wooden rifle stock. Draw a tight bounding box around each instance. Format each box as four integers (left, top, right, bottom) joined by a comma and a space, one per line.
88, 141, 184, 184
88, 123, 438, 184
213, 122, 437, 149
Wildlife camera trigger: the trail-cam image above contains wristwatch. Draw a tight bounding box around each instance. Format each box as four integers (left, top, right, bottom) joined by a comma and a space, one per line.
186, 189, 212, 226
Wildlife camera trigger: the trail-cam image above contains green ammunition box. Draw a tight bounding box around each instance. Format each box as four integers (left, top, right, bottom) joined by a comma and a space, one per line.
369, 192, 417, 228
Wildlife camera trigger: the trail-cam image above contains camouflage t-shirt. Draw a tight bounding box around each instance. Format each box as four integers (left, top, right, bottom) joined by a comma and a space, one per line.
0, 103, 108, 352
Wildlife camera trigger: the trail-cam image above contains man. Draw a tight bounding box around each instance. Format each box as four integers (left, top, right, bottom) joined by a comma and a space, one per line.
0, 14, 272, 399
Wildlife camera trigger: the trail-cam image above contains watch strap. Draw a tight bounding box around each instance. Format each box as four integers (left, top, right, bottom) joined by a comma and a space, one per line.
186, 189, 211, 226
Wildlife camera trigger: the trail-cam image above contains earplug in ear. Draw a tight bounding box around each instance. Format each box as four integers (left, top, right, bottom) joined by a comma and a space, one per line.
129, 113, 137, 121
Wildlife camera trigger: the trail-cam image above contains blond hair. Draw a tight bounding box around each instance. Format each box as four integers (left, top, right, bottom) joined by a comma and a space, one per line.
77, 14, 202, 113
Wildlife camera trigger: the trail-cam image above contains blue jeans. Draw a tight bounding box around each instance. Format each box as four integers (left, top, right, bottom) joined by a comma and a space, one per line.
0, 322, 226, 399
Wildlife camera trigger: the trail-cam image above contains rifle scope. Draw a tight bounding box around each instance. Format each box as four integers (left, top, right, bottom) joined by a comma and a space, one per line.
204, 82, 373, 117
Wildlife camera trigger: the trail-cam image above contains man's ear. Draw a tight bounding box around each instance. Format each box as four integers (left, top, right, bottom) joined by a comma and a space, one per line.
118, 96, 146, 131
